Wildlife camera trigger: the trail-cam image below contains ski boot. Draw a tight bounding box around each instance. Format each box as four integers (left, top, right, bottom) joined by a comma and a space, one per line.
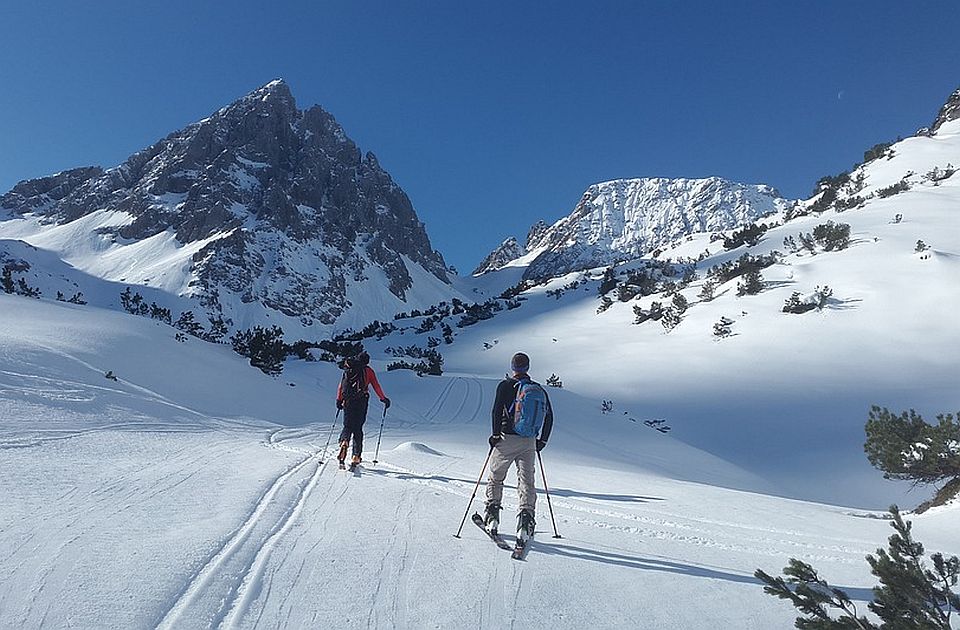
337, 440, 349, 468
349, 454, 362, 471
483, 501, 501, 534
517, 509, 536, 543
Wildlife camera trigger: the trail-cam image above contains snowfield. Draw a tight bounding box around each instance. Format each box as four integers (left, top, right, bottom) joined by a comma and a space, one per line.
1, 294, 957, 629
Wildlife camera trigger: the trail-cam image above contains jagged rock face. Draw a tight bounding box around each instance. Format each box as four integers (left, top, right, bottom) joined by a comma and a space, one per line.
1, 80, 449, 328
1, 167, 104, 216
477, 177, 791, 280
472, 237, 524, 275
929, 87, 960, 135
525, 221, 549, 250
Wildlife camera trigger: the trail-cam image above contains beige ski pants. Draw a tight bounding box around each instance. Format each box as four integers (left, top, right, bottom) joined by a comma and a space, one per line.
484, 434, 537, 513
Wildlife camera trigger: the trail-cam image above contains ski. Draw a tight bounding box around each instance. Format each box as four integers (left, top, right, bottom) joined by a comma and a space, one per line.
511, 536, 531, 560
349, 463, 361, 475
471, 513, 512, 550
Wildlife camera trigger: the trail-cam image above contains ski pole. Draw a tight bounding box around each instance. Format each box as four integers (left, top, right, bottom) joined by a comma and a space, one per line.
372, 405, 387, 465
320, 408, 341, 463
454, 446, 494, 538
537, 451, 562, 538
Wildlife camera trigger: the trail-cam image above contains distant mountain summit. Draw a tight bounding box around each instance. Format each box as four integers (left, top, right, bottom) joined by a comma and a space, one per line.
477, 176, 792, 279
0, 80, 451, 331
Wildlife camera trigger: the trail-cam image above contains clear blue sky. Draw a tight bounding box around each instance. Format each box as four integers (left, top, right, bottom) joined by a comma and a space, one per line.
1, 2, 958, 273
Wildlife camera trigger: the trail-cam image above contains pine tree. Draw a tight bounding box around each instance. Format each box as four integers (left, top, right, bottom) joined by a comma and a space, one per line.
205, 315, 228, 343
597, 295, 613, 314
713, 316, 734, 338
671, 293, 688, 314
16, 278, 41, 298
1, 269, 15, 294
756, 506, 959, 629
698, 279, 716, 302
737, 271, 764, 296
660, 306, 681, 331
864, 406, 960, 496
175, 311, 205, 337
598, 267, 617, 296
231, 325, 286, 375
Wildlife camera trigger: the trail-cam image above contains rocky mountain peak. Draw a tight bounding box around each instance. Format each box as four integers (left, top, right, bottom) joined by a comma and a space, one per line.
0, 81, 451, 333
928, 86, 960, 135
472, 237, 524, 276
475, 176, 791, 280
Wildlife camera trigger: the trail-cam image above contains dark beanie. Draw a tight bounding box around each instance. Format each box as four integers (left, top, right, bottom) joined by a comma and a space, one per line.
511, 352, 530, 373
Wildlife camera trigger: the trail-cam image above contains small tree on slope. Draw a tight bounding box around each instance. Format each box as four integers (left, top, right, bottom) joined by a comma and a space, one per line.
756, 506, 959, 629
864, 406, 960, 508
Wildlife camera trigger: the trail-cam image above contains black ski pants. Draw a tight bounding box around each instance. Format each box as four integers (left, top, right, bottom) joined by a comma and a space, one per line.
339, 397, 369, 457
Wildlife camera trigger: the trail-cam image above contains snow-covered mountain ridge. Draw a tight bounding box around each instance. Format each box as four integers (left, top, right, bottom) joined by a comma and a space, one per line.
0, 80, 455, 335
475, 176, 792, 278
379, 88, 960, 508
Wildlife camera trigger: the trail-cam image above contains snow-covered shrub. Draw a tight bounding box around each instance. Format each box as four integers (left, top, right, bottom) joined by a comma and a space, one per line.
737, 271, 764, 296
813, 285, 833, 309
698, 279, 716, 302
660, 307, 681, 331
809, 172, 850, 213
723, 222, 768, 250
16, 277, 41, 298
813, 221, 851, 251
387, 349, 443, 376
782, 292, 816, 314
924, 164, 955, 185
863, 140, 894, 163
671, 293, 689, 314
708, 252, 778, 284
597, 295, 613, 314
230, 325, 286, 375
876, 178, 910, 198
175, 311, 205, 337
713, 316, 734, 338
1, 268, 15, 294
545, 373, 562, 388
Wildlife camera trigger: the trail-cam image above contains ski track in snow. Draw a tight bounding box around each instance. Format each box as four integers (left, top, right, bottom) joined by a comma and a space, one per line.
155, 437, 323, 630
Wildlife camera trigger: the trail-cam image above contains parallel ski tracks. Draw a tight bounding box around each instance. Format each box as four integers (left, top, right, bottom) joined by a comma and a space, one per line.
154, 450, 324, 630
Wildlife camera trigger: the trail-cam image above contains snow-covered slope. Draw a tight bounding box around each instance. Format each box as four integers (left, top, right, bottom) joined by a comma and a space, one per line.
2, 293, 957, 629
390, 108, 960, 509
476, 177, 793, 279
0, 80, 458, 336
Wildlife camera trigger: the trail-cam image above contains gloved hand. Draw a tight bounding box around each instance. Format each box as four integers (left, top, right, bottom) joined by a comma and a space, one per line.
381, 397, 391, 409
536, 439, 547, 452
336, 399, 343, 410
488, 434, 503, 448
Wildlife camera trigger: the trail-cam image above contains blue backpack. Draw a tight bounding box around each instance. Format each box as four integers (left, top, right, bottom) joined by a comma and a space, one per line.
510, 378, 548, 437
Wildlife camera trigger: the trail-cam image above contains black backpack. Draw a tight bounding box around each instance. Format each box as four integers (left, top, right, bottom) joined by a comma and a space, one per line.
340, 353, 369, 404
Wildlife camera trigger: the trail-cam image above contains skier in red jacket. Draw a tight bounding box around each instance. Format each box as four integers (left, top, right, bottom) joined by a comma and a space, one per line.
336, 352, 390, 468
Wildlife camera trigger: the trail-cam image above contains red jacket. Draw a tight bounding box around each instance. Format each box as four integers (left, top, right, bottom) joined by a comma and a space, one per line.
336, 366, 387, 403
